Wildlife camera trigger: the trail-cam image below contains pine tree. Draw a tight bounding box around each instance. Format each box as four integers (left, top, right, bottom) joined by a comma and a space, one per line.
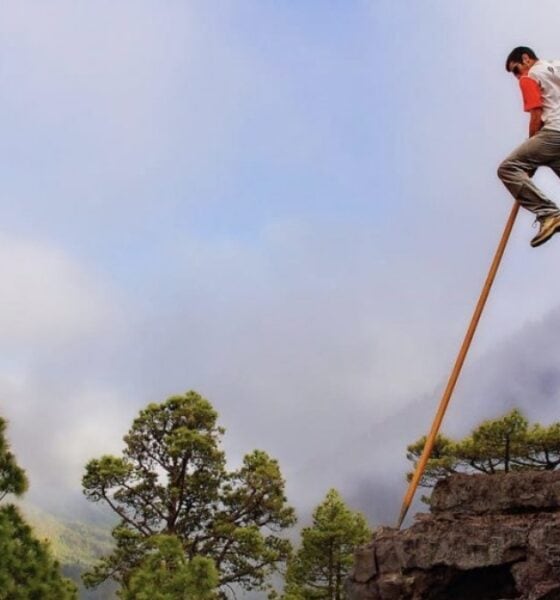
282, 489, 371, 600
407, 408, 560, 489
83, 390, 296, 596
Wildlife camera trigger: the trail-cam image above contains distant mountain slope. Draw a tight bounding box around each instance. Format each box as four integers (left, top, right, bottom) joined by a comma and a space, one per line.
21, 502, 113, 567
17, 501, 117, 599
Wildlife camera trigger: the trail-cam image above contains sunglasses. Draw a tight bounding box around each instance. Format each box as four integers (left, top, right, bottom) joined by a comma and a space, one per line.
511, 64, 522, 76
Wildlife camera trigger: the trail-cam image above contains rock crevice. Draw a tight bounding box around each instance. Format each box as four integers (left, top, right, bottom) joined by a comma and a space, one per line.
347, 472, 560, 600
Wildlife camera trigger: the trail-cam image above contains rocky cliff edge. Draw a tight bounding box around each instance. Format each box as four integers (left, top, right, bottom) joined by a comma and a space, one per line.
347, 471, 560, 600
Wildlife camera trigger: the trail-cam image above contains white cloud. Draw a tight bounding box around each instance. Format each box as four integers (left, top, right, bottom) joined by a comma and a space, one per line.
2, 0, 560, 529
0, 233, 127, 496
0, 233, 119, 349
49, 387, 132, 486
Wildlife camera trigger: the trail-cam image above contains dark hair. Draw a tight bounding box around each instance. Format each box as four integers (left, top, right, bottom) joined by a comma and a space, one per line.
505, 46, 538, 71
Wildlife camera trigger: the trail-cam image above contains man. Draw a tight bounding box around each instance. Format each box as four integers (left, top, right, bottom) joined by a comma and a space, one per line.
498, 46, 560, 247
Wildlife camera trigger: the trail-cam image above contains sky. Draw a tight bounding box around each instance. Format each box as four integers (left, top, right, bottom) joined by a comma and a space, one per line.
2, 0, 560, 532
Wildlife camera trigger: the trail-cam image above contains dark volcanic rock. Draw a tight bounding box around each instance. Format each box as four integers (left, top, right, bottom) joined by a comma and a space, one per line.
347, 471, 560, 600
431, 471, 560, 515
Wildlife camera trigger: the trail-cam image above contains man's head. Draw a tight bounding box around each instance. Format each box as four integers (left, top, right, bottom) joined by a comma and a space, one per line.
506, 46, 539, 78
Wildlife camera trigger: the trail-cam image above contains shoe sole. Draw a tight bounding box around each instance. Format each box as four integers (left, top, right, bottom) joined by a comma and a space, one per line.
531, 220, 560, 247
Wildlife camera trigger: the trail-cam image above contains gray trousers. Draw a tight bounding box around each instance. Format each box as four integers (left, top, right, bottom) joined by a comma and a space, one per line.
498, 129, 560, 218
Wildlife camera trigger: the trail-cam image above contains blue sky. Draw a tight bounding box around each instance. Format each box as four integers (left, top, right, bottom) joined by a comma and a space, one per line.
2, 1, 560, 526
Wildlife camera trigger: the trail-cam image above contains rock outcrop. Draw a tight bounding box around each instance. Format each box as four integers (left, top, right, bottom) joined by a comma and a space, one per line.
347, 471, 560, 600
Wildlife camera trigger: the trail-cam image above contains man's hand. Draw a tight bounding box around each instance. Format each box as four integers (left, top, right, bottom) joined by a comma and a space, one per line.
529, 107, 543, 137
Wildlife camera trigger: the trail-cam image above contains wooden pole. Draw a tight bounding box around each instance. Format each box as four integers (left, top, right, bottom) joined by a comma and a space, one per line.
396, 202, 520, 529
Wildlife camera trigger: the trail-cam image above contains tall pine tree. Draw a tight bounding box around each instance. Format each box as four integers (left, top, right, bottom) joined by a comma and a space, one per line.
83, 390, 296, 597
281, 489, 371, 600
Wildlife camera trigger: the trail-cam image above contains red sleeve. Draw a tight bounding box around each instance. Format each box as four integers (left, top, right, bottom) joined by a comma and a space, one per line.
519, 76, 543, 111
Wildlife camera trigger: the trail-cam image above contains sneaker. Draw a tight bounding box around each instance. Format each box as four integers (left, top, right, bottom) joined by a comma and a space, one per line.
530, 214, 560, 247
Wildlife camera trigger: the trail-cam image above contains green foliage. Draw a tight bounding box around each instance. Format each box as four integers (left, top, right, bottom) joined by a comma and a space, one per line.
82, 390, 296, 596
122, 534, 218, 600
0, 417, 28, 501
407, 409, 560, 488
0, 504, 77, 599
0, 417, 77, 599
406, 433, 461, 489
282, 489, 371, 600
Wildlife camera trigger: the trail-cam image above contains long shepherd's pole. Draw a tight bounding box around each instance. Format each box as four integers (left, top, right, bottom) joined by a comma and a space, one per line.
397, 202, 520, 529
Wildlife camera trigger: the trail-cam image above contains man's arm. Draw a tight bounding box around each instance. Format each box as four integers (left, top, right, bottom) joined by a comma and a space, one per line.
529, 107, 543, 137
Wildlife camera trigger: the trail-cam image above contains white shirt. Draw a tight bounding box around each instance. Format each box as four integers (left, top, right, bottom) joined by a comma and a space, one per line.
528, 59, 560, 132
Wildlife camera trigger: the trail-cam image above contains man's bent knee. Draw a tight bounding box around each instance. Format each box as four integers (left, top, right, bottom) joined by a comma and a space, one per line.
497, 160, 512, 183
497, 157, 527, 183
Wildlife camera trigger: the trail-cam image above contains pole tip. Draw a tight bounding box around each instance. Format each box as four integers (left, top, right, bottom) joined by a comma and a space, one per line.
396, 503, 409, 529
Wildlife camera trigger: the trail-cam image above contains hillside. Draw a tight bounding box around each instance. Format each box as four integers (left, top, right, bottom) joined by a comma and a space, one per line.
18, 502, 117, 599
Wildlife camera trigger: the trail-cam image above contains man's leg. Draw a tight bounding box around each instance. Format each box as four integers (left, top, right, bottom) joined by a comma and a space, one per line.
497, 129, 560, 219
498, 130, 560, 246
546, 140, 560, 183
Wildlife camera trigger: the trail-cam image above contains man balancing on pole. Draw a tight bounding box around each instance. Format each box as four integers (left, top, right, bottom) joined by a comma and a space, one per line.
498, 46, 560, 247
